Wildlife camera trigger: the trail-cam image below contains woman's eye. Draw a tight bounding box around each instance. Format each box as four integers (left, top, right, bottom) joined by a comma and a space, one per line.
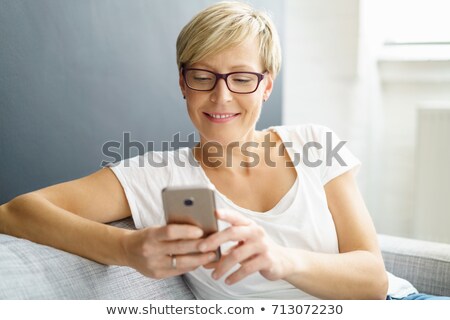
230, 73, 258, 84
233, 78, 252, 84
194, 76, 213, 81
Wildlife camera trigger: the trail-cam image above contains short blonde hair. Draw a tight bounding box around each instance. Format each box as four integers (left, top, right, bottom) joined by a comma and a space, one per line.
176, 1, 282, 78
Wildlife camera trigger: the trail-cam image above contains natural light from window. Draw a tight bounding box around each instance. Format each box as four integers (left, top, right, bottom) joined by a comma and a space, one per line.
379, 0, 450, 44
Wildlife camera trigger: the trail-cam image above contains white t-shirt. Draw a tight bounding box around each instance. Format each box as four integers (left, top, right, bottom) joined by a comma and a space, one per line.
108, 124, 417, 299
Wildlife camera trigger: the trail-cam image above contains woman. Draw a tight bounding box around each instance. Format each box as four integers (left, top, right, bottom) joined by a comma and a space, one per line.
0, 1, 443, 300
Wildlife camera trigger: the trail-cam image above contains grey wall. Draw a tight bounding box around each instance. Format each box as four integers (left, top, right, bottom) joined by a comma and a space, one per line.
0, 0, 284, 204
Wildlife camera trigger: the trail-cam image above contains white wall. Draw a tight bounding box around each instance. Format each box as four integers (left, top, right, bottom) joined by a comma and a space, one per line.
283, 0, 450, 241
283, 0, 359, 134
376, 67, 450, 238
283, 0, 367, 191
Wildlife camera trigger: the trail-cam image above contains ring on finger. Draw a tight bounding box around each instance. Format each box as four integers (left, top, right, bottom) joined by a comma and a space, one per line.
171, 255, 177, 269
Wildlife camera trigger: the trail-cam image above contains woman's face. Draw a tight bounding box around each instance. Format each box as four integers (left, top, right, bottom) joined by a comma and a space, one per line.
179, 37, 273, 145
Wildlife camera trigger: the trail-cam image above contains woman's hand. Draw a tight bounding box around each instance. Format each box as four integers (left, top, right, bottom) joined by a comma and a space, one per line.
122, 224, 218, 279
198, 210, 294, 285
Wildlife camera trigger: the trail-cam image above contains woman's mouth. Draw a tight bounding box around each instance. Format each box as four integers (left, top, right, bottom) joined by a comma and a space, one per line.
203, 112, 240, 123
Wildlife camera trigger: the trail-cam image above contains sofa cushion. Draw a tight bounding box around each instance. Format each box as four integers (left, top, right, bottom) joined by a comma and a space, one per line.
0, 218, 194, 299
379, 234, 450, 297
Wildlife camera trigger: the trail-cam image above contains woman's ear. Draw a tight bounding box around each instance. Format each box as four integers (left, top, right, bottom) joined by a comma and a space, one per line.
262, 73, 274, 102
179, 71, 187, 99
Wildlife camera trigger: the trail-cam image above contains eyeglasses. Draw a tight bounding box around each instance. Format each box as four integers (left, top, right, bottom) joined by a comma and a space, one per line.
182, 68, 266, 94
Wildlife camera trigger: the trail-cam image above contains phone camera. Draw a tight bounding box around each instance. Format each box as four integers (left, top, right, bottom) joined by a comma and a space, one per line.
184, 198, 194, 206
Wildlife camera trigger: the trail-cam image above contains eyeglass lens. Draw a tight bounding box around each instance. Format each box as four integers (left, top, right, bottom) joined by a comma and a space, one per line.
185, 70, 260, 93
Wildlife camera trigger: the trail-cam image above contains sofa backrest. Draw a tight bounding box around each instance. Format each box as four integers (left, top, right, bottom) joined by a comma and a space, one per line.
0, 218, 194, 299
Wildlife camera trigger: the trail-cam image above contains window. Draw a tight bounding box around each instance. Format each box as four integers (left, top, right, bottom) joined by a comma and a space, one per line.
380, 0, 450, 45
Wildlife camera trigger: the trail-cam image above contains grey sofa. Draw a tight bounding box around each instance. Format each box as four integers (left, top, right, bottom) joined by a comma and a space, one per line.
1, 218, 449, 299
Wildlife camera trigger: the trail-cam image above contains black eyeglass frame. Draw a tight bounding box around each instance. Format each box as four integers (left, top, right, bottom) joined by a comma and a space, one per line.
181, 67, 266, 94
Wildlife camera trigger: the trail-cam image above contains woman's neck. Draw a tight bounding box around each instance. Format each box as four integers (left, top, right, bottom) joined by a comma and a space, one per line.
194, 130, 278, 173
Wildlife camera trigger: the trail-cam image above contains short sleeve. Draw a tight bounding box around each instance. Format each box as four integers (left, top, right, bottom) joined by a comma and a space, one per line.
316, 125, 361, 185
106, 151, 172, 229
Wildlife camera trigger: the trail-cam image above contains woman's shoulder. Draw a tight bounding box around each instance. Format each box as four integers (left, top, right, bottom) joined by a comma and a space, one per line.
266, 123, 333, 143
108, 147, 194, 172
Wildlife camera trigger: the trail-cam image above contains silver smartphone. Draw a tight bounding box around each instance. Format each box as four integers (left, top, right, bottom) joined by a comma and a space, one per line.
162, 185, 221, 261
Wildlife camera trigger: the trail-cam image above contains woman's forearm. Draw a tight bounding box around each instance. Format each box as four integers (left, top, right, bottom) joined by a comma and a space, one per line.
1, 193, 219, 280
283, 248, 388, 300
0, 193, 130, 266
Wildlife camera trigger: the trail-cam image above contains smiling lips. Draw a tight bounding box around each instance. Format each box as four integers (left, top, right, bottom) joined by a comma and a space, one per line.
203, 112, 240, 123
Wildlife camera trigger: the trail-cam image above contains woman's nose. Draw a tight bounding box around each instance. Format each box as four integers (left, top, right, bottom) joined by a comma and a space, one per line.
210, 78, 232, 103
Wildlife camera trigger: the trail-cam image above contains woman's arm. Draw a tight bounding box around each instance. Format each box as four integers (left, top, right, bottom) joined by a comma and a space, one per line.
198, 170, 388, 299
0, 191, 131, 266
0, 168, 132, 265
0, 168, 216, 277
282, 169, 388, 299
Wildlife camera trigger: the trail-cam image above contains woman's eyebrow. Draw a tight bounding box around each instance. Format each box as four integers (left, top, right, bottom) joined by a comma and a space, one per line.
192, 63, 257, 71
230, 65, 256, 70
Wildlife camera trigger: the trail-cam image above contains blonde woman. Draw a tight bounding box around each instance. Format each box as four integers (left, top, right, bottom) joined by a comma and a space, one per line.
1, 1, 443, 300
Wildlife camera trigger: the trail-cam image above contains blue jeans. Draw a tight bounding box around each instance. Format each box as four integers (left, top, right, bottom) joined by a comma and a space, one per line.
387, 293, 450, 300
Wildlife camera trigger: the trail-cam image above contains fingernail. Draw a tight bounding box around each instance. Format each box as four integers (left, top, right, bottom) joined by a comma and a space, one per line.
194, 229, 203, 237
209, 253, 216, 260
225, 278, 231, 285
212, 271, 218, 279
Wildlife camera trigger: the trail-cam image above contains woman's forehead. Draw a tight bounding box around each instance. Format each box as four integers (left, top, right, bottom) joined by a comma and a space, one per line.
190, 38, 264, 71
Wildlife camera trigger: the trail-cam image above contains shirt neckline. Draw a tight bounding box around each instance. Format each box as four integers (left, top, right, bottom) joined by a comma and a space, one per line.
185, 126, 303, 216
